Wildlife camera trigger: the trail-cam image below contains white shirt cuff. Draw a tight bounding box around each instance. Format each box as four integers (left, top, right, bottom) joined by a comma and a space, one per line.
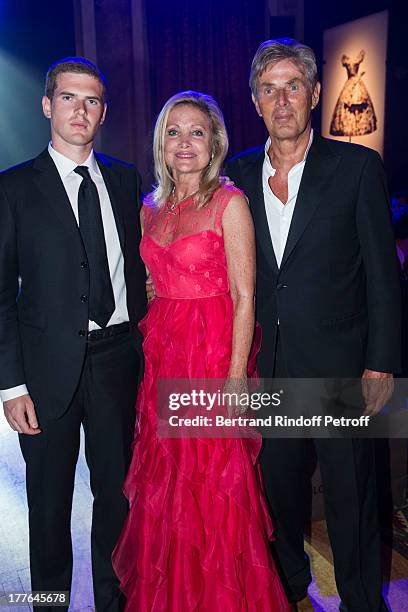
0, 384, 29, 402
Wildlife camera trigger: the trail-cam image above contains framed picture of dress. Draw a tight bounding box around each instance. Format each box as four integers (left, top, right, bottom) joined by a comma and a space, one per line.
321, 11, 388, 156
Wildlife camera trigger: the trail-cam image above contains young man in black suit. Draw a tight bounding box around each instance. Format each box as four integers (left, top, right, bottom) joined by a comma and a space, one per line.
0, 58, 146, 611
225, 39, 400, 611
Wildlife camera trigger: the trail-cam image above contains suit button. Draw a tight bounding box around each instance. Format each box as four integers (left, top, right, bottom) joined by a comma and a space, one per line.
78, 329, 86, 336
80, 294, 88, 302
276, 283, 287, 291
81, 261, 88, 269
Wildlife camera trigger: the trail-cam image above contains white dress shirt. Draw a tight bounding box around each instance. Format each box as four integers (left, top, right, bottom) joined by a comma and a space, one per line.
0, 144, 129, 403
262, 130, 313, 267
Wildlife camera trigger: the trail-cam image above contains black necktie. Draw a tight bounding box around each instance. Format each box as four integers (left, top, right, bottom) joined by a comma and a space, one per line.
74, 166, 115, 328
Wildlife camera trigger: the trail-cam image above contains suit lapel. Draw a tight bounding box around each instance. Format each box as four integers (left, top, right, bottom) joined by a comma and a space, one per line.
243, 150, 279, 273
280, 135, 341, 269
33, 149, 81, 242
96, 155, 126, 252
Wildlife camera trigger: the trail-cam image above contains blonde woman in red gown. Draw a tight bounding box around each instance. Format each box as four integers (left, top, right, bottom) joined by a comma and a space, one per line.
112, 90, 289, 611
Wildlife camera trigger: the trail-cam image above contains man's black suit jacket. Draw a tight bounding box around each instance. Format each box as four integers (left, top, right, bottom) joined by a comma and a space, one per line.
0, 149, 146, 419
225, 135, 401, 377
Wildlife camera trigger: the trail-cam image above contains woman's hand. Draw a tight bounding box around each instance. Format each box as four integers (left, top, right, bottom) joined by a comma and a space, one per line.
223, 376, 249, 417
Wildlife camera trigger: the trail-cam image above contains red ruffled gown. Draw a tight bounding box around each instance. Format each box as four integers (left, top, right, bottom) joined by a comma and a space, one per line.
112, 185, 289, 611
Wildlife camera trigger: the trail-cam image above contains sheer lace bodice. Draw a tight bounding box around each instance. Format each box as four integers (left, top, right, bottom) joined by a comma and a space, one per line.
140, 186, 240, 299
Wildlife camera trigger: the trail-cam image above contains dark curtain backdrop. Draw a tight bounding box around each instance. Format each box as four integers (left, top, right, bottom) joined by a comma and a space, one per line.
75, 0, 152, 186
146, 0, 267, 158
93, 1, 141, 162
76, 0, 267, 191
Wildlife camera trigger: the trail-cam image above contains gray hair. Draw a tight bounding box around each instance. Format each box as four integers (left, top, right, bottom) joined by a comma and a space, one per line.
250, 38, 318, 98
152, 90, 229, 208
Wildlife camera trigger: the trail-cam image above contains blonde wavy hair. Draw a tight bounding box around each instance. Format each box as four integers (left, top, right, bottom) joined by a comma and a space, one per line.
152, 91, 229, 208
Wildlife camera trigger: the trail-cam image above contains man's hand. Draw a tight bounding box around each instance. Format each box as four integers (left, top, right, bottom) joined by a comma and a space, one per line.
146, 278, 155, 302
361, 369, 394, 416
3, 394, 41, 434
219, 175, 235, 188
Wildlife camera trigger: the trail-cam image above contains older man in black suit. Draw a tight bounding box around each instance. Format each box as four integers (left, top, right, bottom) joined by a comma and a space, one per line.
226, 39, 400, 612
0, 58, 146, 611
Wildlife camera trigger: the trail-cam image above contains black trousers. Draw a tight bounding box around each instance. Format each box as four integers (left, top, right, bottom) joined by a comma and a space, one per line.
19, 331, 139, 612
260, 332, 383, 611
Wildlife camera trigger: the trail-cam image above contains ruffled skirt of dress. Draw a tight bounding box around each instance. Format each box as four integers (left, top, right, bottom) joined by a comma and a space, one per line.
112, 295, 289, 611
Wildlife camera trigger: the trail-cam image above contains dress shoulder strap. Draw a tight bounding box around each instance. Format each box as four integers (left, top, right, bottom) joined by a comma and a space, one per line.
214, 185, 246, 233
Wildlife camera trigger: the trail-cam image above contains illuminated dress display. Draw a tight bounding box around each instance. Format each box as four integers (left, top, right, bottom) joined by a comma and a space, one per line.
330, 50, 377, 137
